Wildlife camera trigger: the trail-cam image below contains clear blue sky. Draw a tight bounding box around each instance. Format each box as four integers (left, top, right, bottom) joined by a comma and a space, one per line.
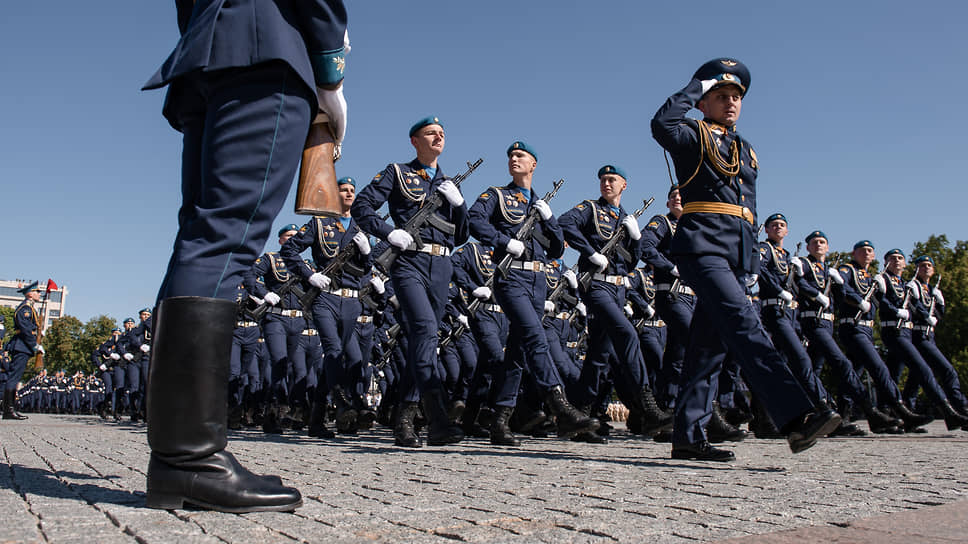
2, 1, 966, 324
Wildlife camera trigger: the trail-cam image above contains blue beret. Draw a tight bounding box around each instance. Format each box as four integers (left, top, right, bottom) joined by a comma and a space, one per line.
805, 230, 827, 243
694, 57, 751, 97
764, 213, 787, 226
139, 307, 152, 314
507, 140, 537, 161
277, 224, 299, 238
598, 165, 628, 181
17, 281, 39, 295
112, 327, 122, 333
123, 317, 135, 324
338, 176, 356, 187
913, 255, 935, 266
884, 248, 904, 261
853, 240, 874, 250
409, 116, 442, 137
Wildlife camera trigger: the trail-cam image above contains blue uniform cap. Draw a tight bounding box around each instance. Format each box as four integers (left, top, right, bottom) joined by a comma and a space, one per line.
139, 307, 151, 314
598, 165, 628, 181
884, 248, 904, 261
111, 327, 122, 333
694, 57, 751, 97
805, 230, 827, 243
277, 224, 299, 238
507, 140, 537, 161
16, 281, 40, 295
853, 240, 874, 250
913, 255, 935, 266
764, 213, 787, 226
337, 176, 356, 187
409, 116, 442, 137
123, 317, 135, 324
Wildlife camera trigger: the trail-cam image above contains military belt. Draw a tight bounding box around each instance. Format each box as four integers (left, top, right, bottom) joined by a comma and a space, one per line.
838, 318, 874, 328
913, 325, 935, 332
357, 315, 374, 324
656, 283, 695, 296
554, 311, 571, 321
483, 303, 503, 313
509, 260, 545, 272
762, 298, 798, 309
640, 318, 666, 328
565, 341, 579, 349
409, 243, 451, 257
592, 273, 628, 287
266, 308, 303, 317
880, 321, 913, 330
301, 329, 318, 336
681, 201, 755, 225
236, 320, 259, 328
323, 286, 359, 298
800, 311, 834, 321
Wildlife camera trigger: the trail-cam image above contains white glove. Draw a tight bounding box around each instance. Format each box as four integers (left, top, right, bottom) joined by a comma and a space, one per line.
746, 274, 759, 288
544, 300, 556, 314
387, 229, 414, 250
506, 238, 525, 258
858, 300, 872, 313
621, 216, 641, 240
779, 290, 793, 303
369, 275, 385, 294
874, 275, 887, 293
309, 272, 331, 290
790, 257, 804, 277
315, 85, 347, 147
671, 265, 680, 278
352, 232, 371, 255
575, 302, 587, 316
589, 252, 608, 272
472, 286, 492, 300
928, 316, 938, 326
828, 268, 844, 285
624, 304, 634, 317
36, 345, 45, 355
562, 269, 578, 289
123, 353, 134, 361
263, 291, 281, 306
343, 29, 351, 55
110, 353, 121, 361
140, 344, 151, 353
436, 179, 464, 207
907, 280, 921, 300
457, 314, 469, 328
897, 309, 910, 320
642, 303, 656, 318
700, 78, 719, 95
534, 200, 553, 221
815, 293, 830, 309
99, 364, 107, 372
933, 288, 945, 305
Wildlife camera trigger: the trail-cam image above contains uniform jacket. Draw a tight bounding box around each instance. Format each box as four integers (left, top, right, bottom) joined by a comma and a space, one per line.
639, 213, 679, 284
281, 216, 369, 290
243, 252, 302, 310
468, 182, 563, 264
8, 300, 40, 355
559, 197, 640, 277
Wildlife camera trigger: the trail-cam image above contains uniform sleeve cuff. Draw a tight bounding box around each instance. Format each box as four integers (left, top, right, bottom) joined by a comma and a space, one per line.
310, 48, 346, 87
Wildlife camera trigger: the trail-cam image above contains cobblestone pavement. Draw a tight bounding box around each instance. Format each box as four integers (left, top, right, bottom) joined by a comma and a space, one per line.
1, 414, 967, 543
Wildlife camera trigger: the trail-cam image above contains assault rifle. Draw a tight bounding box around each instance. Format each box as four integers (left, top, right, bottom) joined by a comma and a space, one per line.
373, 158, 483, 271
297, 225, 368, 309
376, 323, 402, 369
853, 272, 885, 321
245, 275, 303, 321
495, 178, 565, 278
927, 273, 943, 321
578, 197, 655, 290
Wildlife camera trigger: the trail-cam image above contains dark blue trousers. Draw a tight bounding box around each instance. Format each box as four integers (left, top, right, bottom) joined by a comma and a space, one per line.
230, 324, 261, 405
882, 328, 949, 408
761, 307, 827, 406
262, 314, 306, 403
838, 324, 902, 405
655, 292, 695, 408
311, 293, 362, 394
803, 319, 869, 405
6, 351, 29, 392
909, 334, 967, 411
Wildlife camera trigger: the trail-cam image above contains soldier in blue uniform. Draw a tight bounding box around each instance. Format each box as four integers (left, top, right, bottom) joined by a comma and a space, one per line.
651, 58, 841, 461
468, 140, 598, 446
877, 249, 967, 430
141, 0, 347, 512
560, 165, 673, 439
230, 291, 261, 430
906, 256, 968, 422
352, 117, 469, 448
4, 281, 43, 420
796, 231, 901, 433
836, 241, 933, 431
282, 176, 372, 435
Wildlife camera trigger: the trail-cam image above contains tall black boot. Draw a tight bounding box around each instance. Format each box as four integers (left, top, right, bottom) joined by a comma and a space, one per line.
543, 386, 599, 439
939, 400, 968, 430
2, 389, 27, 420
331, 386, 358, 435
421, 389, 464, 446
145, 297, 301, 513
489, 406, 521, 446
636, 385, 674, 437
307, 398, 335, 439
860, 399, 902, 433
394, 402, 422, 448
707, 401, 747, 442
892, 400, 933, 430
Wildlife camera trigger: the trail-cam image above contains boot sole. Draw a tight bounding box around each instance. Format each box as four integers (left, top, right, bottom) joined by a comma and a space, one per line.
146, 492, 302, 513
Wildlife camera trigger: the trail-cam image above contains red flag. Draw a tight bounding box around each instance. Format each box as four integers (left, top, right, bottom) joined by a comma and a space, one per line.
46, 279, 58, 293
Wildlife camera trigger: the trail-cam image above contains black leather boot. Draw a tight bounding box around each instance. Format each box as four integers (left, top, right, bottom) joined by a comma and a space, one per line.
2, 389, 28, 420
892, 401, 933, 431
460, 399, 490, 438
421, 389, 464, 446
489, 406, 521, 446
145, 297, 301, 513
637, 385, 674, 437
940, 400, 968, 430
860, 400, 902, 433
543, 386, 599, 439
332, 386, 358, 435
784, 407, 841, 454
394, 402, 422, 448
307, 400, 335, 439
707, 401, 747, 442
750, 399, 783, 439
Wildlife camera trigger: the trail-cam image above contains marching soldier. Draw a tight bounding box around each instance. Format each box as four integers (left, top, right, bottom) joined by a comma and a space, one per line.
651, 58, 840, 461
4, 281, 44, 420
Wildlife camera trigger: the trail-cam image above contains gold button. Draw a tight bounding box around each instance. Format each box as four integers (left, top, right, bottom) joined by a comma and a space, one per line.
741, 196, 745, 201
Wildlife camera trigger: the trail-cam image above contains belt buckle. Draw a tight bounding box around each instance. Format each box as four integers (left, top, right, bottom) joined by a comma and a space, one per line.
431, 244, 445, 256
530, 261, 541, 272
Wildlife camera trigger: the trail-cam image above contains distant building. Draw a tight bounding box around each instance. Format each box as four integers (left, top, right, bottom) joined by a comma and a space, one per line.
0, 279, 68, 332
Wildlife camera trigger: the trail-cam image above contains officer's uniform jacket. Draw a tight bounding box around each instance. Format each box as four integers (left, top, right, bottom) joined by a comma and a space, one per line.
836, 262, 878, 322
244, 252, 302, 310
468, 182, 564, 265
559, 197, 640, 279
8, 299, 40, 355
144, 0, 348, 128
651, 79, 760, 273
281, 216, 370, 290
639, 213, 680, 285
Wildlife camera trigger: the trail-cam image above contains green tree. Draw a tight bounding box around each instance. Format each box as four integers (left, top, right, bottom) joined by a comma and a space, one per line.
43, 315, 86, 373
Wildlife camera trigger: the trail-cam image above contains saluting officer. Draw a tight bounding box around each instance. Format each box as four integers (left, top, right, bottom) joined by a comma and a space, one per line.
352, 116, 468, 447
4, 282, 44, 420
651, 58, 840, 461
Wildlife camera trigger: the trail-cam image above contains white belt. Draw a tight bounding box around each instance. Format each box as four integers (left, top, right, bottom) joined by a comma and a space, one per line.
639, 319, 666, 328
554, 311, 571, 321
236, 320, 259, 328
800, 311, 834, 322
880, 321, 913, 330
483, 303, 503, 313
592, 273, 628, 286
565, 341, 579, 349
410, 243, 451, 257
656, 283, 695, 296
913, 325, 935, 332
301, 329, 318, 336
762, 298, 798, 309
839, 318, 874, 328
267, 308, 303, 317
357, 315, 374, 324
509, 260, 545, 272
324, 287, 359, 298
